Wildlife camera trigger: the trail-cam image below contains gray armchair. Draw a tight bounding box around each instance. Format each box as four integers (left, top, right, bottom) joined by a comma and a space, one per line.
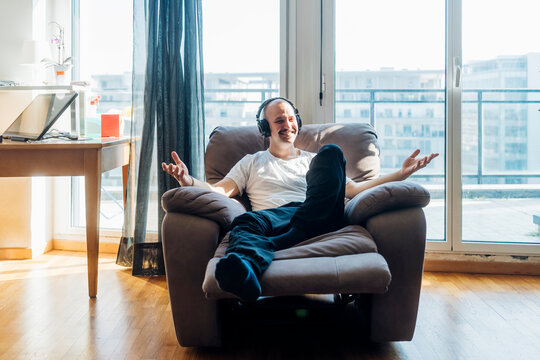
161, 123, 430, 347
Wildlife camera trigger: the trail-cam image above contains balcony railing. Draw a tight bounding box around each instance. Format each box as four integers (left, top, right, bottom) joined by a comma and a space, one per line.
205, 88, 279, 103
204, 87, 540, 186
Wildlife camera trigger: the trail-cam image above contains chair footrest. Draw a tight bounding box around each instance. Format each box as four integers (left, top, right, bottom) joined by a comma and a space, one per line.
203, 253, 391, 299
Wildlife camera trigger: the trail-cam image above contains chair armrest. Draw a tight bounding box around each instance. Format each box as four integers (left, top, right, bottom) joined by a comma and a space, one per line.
161, 187, 247, 346
161, 186, 246, 231
344, 181, 430, 225
162, 212, 223, 346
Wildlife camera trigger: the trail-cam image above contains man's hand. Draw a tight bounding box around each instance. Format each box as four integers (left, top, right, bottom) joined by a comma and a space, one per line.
161, 151, 193, 186
345, 148, 439, 199
400, 149, 439, 180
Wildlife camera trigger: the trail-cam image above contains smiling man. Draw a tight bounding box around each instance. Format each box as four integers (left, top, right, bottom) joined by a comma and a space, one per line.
162, 97, 438, 302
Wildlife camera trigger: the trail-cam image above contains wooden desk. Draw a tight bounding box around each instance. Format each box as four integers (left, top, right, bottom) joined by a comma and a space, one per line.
0, 137, 130, 297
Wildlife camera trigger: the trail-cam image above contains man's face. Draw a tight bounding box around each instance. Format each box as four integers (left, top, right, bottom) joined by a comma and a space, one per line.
264, 100, 299, 145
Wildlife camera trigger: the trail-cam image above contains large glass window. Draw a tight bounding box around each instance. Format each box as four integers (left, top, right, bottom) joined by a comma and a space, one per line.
202, 0, 280, 141
461, 0, 540, 247
72, 0, 133, 230
63, 0, 540, 255
335, 0, 446, 243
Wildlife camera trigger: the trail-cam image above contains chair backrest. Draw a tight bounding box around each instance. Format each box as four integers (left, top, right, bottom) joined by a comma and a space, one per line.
205, 123, 381, 185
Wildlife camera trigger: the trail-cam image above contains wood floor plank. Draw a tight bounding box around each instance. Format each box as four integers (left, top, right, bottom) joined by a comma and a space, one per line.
1, 251, 539, 359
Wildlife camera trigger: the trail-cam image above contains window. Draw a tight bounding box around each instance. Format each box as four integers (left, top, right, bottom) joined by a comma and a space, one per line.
485, 125, 499, 136
505, 126, 519, 137
485, 143, 498, 154
504, 143, 526, 155
383, 139, 395, 149
381, 156, 393, 168
461, 0, 540, 251
61, 0, 540, 255
422, 124, 431, 137
202, 0, 280, 141
71, 0, 133, 230
332, 0, 539, 255
403, 125, 412, 137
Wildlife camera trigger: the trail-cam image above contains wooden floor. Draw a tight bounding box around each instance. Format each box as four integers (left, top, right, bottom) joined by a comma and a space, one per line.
1, 251, 539, 360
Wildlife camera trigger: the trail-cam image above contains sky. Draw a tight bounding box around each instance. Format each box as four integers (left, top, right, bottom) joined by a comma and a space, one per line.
80, 0, 540, 76
202, 0, 280, 73
203, 0, 540, 73
461, 0, 540, 63
336, 0, 540, 71
79, 0, 133, 78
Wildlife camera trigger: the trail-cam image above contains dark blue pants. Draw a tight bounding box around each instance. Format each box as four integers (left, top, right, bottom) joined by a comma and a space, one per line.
225, 144, 347, 278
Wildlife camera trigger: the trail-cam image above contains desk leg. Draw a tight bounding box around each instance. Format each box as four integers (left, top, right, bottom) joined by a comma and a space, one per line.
85, 149, 102, 298
122, 164, 128, 205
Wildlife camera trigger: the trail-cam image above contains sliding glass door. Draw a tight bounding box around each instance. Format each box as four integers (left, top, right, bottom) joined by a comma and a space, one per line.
332, 0, 540, 254
457, 0, 540, 253
334, 0, 447, 246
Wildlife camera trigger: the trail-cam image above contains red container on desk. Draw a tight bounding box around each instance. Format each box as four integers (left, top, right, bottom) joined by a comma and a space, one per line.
101, 114, 121, 137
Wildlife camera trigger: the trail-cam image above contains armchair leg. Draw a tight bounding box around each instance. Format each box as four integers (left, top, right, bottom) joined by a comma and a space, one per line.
333, 293, 359, 306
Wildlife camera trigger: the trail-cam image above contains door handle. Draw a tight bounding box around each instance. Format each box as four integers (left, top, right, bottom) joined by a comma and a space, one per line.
454, 57, 462, 88
455, 65, 462, 87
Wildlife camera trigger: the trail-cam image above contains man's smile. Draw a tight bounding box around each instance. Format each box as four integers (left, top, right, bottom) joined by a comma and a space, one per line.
279, 129, 297, 136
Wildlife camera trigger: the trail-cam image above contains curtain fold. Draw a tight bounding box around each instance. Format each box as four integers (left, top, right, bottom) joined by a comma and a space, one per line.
116, 0, 205, 274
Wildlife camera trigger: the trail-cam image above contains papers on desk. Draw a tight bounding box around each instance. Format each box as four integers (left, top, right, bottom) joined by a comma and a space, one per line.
0, 80, 20, 87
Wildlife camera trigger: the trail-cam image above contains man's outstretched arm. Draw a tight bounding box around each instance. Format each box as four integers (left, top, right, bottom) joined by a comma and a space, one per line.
345, 149, 438, 199
161, 151, 240, 197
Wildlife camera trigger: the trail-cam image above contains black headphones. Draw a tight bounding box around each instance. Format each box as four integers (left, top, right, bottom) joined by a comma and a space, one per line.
255, 97, 302, 137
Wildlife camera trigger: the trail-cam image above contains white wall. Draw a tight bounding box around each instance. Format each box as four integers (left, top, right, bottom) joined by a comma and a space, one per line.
0, 0, 34, 83
0, 0, 71, 84
0, 0, 70, 255
0, 0, 35, 251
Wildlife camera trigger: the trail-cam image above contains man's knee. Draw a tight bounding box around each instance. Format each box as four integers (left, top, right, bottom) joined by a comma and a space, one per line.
231, 211, 268, 235
314, 144, 345, 168
232, 212, 255, 225
318, 144, 344, 159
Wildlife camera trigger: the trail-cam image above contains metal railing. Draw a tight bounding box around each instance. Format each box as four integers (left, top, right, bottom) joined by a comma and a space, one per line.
204, 87, 540, 185
204, 88, 279, 103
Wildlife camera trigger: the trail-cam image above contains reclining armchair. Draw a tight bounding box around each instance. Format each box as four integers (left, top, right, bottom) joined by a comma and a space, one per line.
161, 123, 430, 347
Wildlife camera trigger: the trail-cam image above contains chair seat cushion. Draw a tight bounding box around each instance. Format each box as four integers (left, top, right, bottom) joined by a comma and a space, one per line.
202, 225, 391, 298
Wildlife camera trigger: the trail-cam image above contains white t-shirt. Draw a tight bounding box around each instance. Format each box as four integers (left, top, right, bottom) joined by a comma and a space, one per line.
225, 149, 351, 211
225, 149, 314, 211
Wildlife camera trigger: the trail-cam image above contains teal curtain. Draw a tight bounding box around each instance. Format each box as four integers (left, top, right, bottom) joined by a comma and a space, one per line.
116, 0, 205, 274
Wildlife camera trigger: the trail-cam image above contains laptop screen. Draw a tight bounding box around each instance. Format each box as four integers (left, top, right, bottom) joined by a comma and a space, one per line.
3, 92, 78, 140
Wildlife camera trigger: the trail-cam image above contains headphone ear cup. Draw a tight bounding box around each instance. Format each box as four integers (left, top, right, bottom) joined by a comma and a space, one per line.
257, 119, 271, 137
296, 114, 302, 129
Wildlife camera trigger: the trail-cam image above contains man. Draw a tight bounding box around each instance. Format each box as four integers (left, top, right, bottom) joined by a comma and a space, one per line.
162, 97, 438, 302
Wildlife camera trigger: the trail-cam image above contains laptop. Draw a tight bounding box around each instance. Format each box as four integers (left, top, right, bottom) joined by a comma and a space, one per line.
3, 92, 78, 141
